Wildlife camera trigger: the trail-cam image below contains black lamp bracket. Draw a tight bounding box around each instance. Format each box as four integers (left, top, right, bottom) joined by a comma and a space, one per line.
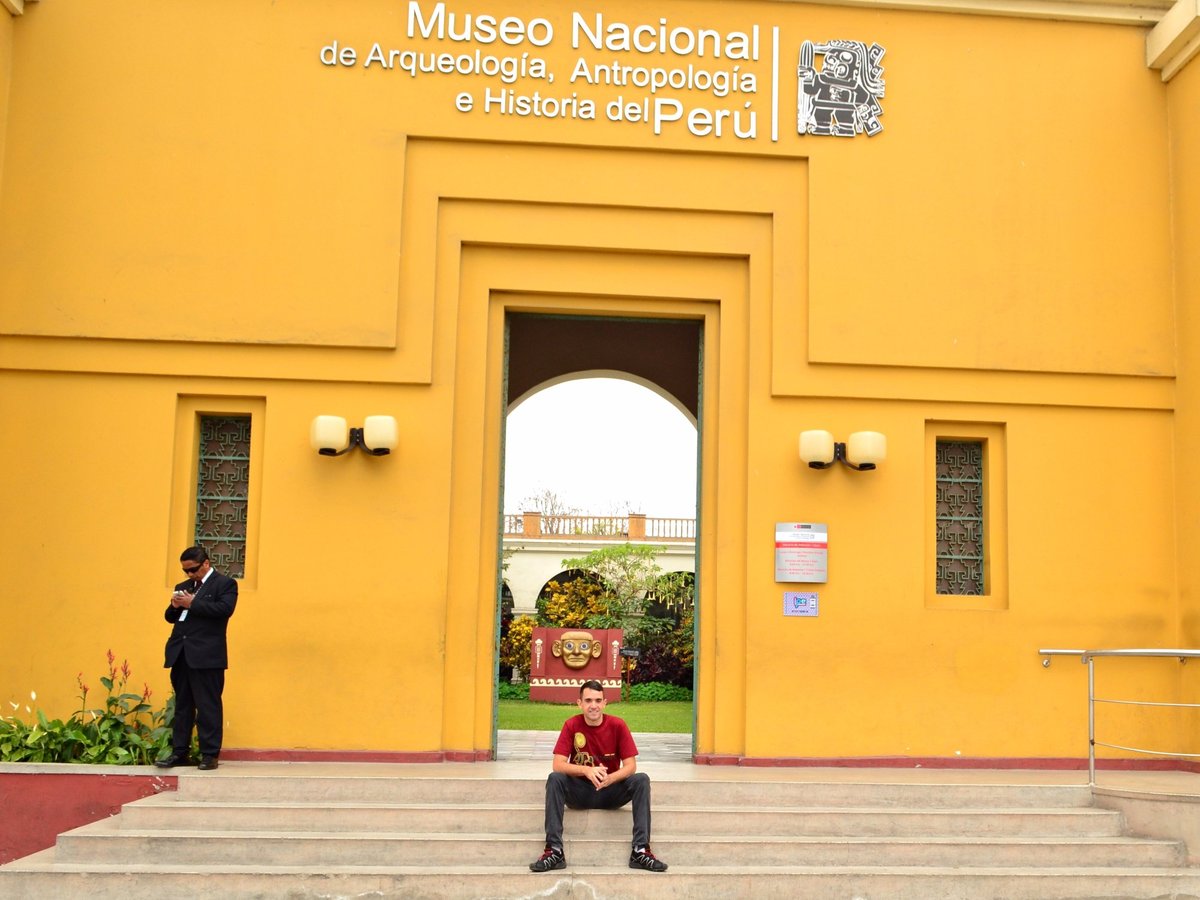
806, 441, 876, 471
318, 427, 391, 457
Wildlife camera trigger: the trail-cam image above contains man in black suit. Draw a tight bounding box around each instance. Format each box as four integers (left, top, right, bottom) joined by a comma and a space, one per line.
155, 546, 238, 771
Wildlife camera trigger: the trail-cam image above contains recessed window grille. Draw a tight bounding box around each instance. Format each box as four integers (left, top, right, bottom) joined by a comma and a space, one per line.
935, 440, 984, 595
195, 415, 250, 578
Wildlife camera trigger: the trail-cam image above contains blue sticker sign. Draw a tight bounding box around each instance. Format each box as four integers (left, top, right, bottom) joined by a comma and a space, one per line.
784, 592, 819, 617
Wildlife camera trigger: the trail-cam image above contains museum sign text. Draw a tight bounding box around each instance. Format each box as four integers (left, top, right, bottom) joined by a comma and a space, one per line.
319, 2, 886, 142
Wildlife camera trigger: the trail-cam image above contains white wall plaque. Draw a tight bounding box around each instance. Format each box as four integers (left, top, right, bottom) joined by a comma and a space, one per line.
774, 522, 828, 582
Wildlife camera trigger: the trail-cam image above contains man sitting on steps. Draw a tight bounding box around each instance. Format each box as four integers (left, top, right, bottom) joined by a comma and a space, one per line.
529, 679, 669, 874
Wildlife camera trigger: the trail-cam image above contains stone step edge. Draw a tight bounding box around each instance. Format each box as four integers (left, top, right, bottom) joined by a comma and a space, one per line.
174, 776, 1094, 790
174, 792, 1099, 816
5, 861, 1199, 877
127, 795, 1122, 816
171, 775, 1093, 787
61, 823, 1183, 849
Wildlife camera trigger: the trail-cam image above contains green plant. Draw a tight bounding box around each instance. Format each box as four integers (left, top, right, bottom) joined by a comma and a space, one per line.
499, 615, 537, 678
627, 604, 695, 687
650, 570, 695, 614
628, 682, 693, 702
497, 681, 530, 700
0, 650, 178, 765
560, 543, 665, 633
536, 578, 605, 628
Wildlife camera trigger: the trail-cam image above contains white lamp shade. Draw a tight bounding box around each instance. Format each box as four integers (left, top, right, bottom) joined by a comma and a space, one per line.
310, 415, 348, 452
363, 415, 399, 452
799, 430, 835, 465
847, 431, 887, 467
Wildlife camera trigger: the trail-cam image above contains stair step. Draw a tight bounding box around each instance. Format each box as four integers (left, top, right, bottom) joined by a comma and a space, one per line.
174, 773, 1096, 809
2, 770, 1193, 900
4, 860, 1200, 900
53, 820, 1186, 868
118, 795, 1126, 837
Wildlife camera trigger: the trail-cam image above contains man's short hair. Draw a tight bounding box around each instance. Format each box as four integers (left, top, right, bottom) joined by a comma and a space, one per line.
579, 679, 604, 696
180, 546, 209, 565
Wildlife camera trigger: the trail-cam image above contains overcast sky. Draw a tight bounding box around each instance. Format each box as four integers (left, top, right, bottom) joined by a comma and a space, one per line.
503, 377, 698, 519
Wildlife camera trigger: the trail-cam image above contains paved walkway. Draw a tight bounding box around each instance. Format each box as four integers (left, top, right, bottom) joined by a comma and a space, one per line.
497, 730, 692, 762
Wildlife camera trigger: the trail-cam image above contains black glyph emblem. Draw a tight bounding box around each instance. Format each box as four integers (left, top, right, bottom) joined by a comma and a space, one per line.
797, 40, 885, 137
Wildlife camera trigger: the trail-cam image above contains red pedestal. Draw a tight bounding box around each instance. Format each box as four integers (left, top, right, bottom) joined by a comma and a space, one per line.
529, 627, 624, 703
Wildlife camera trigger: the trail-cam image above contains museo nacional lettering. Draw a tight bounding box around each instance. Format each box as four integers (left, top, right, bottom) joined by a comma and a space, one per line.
319, 1, 885, 141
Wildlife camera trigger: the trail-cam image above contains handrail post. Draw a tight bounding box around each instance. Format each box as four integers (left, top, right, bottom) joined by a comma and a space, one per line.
1087, 656, 1096, 787
1039, 647, 1200, 783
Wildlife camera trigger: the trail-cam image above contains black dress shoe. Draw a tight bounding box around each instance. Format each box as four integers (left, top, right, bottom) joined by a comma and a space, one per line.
198, 755, 219, 770
154, 753, 196, 768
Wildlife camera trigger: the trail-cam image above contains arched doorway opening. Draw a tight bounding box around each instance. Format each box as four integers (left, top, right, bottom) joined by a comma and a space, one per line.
497, 313, 702, 760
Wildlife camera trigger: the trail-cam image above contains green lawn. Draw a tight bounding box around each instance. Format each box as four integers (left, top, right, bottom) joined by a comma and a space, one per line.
497, 699, 692, 733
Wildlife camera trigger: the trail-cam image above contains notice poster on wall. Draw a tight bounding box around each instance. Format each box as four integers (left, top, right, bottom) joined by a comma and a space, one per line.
774, 522, 828, 582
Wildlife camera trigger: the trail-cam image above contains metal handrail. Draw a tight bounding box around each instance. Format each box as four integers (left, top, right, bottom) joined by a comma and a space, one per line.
1037, 647, 1200, 785
1039, 648, 1200, 661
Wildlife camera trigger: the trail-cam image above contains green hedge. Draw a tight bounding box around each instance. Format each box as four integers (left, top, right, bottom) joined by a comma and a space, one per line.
497, 682, 530, 700
627, 682, 692, 702
496, 681, 691, 702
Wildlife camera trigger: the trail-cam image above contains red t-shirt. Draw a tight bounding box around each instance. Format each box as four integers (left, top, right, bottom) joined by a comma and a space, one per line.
552, 714, 638, 774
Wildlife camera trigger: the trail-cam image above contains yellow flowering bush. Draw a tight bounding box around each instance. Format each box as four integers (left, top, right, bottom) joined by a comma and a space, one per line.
499, 615, 537, 676
538, 578, 606, 628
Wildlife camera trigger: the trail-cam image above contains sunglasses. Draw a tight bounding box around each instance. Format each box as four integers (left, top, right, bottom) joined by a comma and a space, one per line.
181, 564, 203, 574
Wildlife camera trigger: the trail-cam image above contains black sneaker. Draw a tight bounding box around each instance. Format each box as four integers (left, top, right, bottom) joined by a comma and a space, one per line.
629, 846, 668, 872
529, 846, 566, 872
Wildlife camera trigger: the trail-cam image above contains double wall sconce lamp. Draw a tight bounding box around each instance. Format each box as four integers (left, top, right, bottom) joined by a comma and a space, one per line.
800, 430, 887, 471
310, 415, 399, 457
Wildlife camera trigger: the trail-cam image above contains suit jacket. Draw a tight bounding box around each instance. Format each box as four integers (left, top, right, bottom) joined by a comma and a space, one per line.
164, 570, 238, 669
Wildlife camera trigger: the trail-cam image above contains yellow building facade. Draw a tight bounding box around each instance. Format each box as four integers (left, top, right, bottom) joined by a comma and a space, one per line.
2, 0, 1199, 764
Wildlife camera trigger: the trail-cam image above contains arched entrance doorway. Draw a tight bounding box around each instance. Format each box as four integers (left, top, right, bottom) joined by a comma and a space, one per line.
497, 314, 702, 759
439, 236, 754, 765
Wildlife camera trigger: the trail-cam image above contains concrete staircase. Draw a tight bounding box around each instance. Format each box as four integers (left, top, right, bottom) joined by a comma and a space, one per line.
3, 767, 1199, 899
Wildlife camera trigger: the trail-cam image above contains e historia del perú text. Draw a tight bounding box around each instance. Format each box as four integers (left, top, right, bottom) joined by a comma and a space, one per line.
319, 1, 772, 141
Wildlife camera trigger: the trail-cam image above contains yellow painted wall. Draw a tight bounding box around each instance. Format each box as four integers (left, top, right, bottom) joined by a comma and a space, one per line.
0, 9, 12, 193
0, 0, 1190, 760
1172, 48, 1200, 639
1169, 44, 1200, 711
0, 373, 455, 751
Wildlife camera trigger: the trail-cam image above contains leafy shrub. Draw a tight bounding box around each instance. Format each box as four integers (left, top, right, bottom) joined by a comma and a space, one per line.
649, 571, 695, 615
627, 605, 694, 688
497, 681, 530, 700
627, 643, 692, 687
559, 544, 663, 630
536, 577, 606, 628
628, 682, 693, 702
0, 650, 179, 765
499, 615, 537, 677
